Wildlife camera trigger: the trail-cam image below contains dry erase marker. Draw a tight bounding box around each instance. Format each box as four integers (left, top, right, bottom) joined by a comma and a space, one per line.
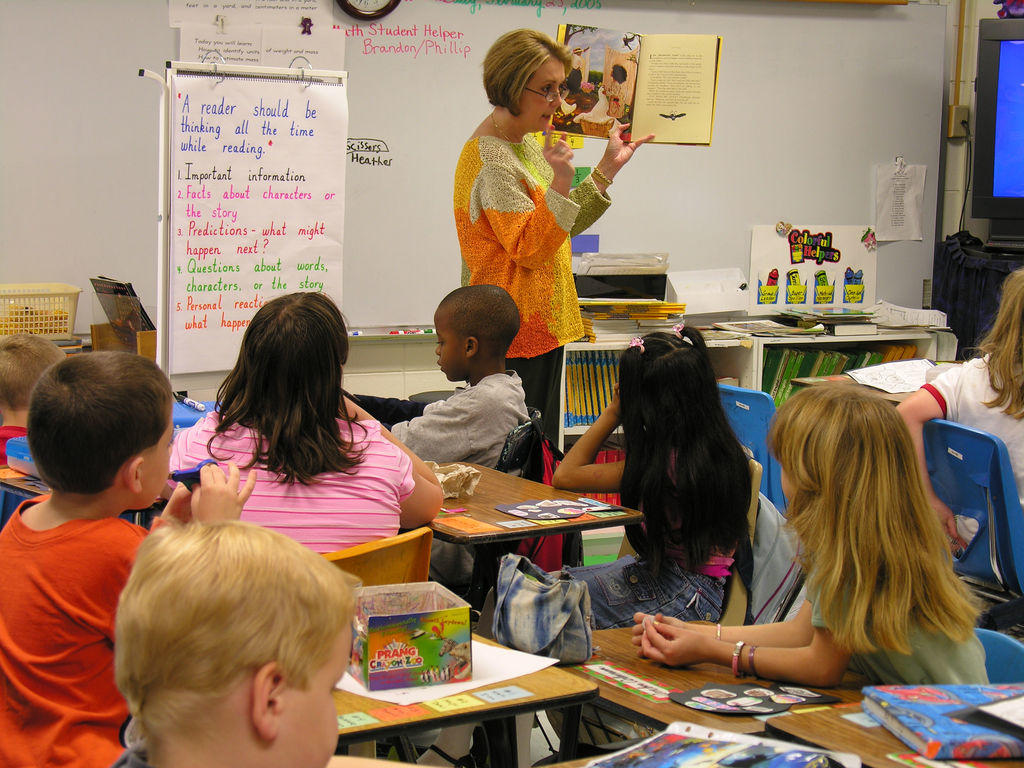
174, 392, 206, 412
169, 459, 217, 491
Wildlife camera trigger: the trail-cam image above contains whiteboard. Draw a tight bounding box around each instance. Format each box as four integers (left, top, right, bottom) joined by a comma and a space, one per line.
342, 0, 947, 327
0, 0, 946, 344
165, 66, 347, 374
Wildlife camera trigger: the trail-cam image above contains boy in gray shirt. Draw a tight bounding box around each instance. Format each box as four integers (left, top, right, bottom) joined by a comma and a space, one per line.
389, 285, 527, 467
353, 285, 528, 589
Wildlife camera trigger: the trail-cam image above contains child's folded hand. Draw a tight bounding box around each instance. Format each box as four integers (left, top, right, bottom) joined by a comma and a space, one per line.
638, 619, 703, 667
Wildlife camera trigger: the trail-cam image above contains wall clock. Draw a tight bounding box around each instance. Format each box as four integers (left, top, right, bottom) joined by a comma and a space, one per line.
337, 0, 401, 20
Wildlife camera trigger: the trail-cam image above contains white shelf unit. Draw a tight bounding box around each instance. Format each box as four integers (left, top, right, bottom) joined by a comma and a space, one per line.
559, 337, 754, 449
558, 330, 939, 450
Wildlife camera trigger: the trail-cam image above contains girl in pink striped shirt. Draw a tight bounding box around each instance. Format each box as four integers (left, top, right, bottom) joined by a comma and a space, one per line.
170, 292, 442, 553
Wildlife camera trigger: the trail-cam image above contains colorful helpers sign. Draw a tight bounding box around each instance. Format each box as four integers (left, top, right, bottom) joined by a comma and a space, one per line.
167, 67, 347, 375
748, 225, 876, 314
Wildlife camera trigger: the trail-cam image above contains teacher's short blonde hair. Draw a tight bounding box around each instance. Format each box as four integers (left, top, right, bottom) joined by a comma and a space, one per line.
115, 521, 354, 742
483, 29, 571, 116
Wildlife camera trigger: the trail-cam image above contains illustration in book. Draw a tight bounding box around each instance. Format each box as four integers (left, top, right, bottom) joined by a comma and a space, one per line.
585, 731, 842, 768
554, 25, 720, 144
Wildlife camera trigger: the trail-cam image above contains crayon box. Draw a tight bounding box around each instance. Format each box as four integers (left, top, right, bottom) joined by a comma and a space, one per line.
350, 582, 472, 690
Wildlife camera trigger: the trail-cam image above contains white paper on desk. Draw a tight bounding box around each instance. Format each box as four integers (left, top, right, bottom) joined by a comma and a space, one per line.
846, 358, 936, 394
336, 641, 557, 705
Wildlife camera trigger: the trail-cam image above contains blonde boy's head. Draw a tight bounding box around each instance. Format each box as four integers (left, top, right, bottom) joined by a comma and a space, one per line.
115, 521, 354, 744
0, 333, 64, 412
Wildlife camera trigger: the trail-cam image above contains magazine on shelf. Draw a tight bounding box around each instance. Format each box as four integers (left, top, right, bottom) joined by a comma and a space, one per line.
712, 319, 825, 336
554, 25, 720, 145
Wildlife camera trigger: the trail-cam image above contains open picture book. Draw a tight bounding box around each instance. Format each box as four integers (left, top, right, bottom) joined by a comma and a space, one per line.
554, 24, 721, 145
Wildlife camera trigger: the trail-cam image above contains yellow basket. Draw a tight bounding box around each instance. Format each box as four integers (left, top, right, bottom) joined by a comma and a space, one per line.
0, 283, 81, 340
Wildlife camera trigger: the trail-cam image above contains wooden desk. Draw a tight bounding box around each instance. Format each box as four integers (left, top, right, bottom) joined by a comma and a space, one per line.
570, 628, 863, 736
766, 704, 1024, 768
335, 639, 598, 768
430, 464, 642, 546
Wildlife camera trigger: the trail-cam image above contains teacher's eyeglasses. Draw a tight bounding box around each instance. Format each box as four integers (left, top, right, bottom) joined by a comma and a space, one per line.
523, 82, 569, 102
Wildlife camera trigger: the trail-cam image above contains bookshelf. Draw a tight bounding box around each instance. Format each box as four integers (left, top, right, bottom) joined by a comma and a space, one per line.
558, 330, 940, 449
559, 336, 754, 448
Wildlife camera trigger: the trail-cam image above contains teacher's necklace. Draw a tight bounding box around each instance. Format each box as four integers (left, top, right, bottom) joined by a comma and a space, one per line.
490, 112, 517, 144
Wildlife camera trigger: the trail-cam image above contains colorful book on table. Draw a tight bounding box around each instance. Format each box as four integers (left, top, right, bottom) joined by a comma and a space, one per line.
861, 683, 1024, 760
583, 722, 858, 768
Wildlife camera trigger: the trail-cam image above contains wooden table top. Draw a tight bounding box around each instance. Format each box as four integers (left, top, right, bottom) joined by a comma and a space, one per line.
429, 464, 643, 545
766, 704, 1024, 768
569, 628, 864, 736
334, 637, 598, 744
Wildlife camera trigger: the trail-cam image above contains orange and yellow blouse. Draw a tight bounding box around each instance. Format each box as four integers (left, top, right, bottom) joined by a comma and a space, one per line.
453, 134, 610, 358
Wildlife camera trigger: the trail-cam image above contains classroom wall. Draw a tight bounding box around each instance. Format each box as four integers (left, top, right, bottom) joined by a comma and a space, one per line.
1, 0, 952, 399
942, 1, 1001, 244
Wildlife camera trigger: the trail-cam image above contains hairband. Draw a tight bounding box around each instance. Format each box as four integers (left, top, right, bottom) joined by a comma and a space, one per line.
628, 336, 645, 353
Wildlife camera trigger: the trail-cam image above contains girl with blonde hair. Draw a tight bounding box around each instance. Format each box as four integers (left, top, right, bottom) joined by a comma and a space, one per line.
900, 267, 1024, 546
632, 383, 986, 685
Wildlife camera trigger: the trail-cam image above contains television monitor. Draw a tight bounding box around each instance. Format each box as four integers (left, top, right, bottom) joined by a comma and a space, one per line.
972, 18, 1024, 249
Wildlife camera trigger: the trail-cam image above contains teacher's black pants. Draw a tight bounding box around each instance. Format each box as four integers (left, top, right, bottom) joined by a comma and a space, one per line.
506, 346, 563, 443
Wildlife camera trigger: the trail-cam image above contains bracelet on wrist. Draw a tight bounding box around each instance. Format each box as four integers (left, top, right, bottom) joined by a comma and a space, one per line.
747, 644, 758, 678
715, 623, 722, 641
592, 167, 613, 187
731, 640, 746, 678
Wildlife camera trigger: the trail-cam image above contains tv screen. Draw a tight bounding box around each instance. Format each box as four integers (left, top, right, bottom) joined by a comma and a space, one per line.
973, 19, 1024, 244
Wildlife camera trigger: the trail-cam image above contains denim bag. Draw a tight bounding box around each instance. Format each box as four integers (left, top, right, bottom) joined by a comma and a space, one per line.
492, 554, 592, 664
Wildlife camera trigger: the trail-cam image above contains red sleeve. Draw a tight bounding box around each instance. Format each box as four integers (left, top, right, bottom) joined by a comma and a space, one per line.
921, 383, 948, 417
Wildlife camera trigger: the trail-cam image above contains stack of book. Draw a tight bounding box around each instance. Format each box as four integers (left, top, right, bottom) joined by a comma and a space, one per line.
565, 349, 619, 427
779, 308, 878, 336
762, 342, 919, 405
578, 300, 686, 343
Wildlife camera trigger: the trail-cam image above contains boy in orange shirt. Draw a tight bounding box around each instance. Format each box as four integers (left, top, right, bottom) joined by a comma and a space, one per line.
0, 352, 254, 768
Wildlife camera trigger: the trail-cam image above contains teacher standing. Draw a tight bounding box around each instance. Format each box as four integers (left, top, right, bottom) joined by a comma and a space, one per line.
454, 29, 653, 440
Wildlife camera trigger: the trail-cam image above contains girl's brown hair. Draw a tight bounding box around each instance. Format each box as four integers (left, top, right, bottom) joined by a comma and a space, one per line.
211, 292, 364, 484
979, 267, 1024, 417
769, 383, 978, 654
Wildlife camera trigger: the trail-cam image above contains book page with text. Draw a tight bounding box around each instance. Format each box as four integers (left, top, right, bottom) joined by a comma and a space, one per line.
633, 34, 721, 144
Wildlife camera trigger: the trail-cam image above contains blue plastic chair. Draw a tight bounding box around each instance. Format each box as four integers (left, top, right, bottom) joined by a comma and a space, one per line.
975, 628, 1024, 683
922, 419, 1024, 595
718, 384, 786, 511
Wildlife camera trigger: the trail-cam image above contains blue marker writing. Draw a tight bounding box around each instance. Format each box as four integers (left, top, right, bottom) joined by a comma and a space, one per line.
169, 459, 217, 490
